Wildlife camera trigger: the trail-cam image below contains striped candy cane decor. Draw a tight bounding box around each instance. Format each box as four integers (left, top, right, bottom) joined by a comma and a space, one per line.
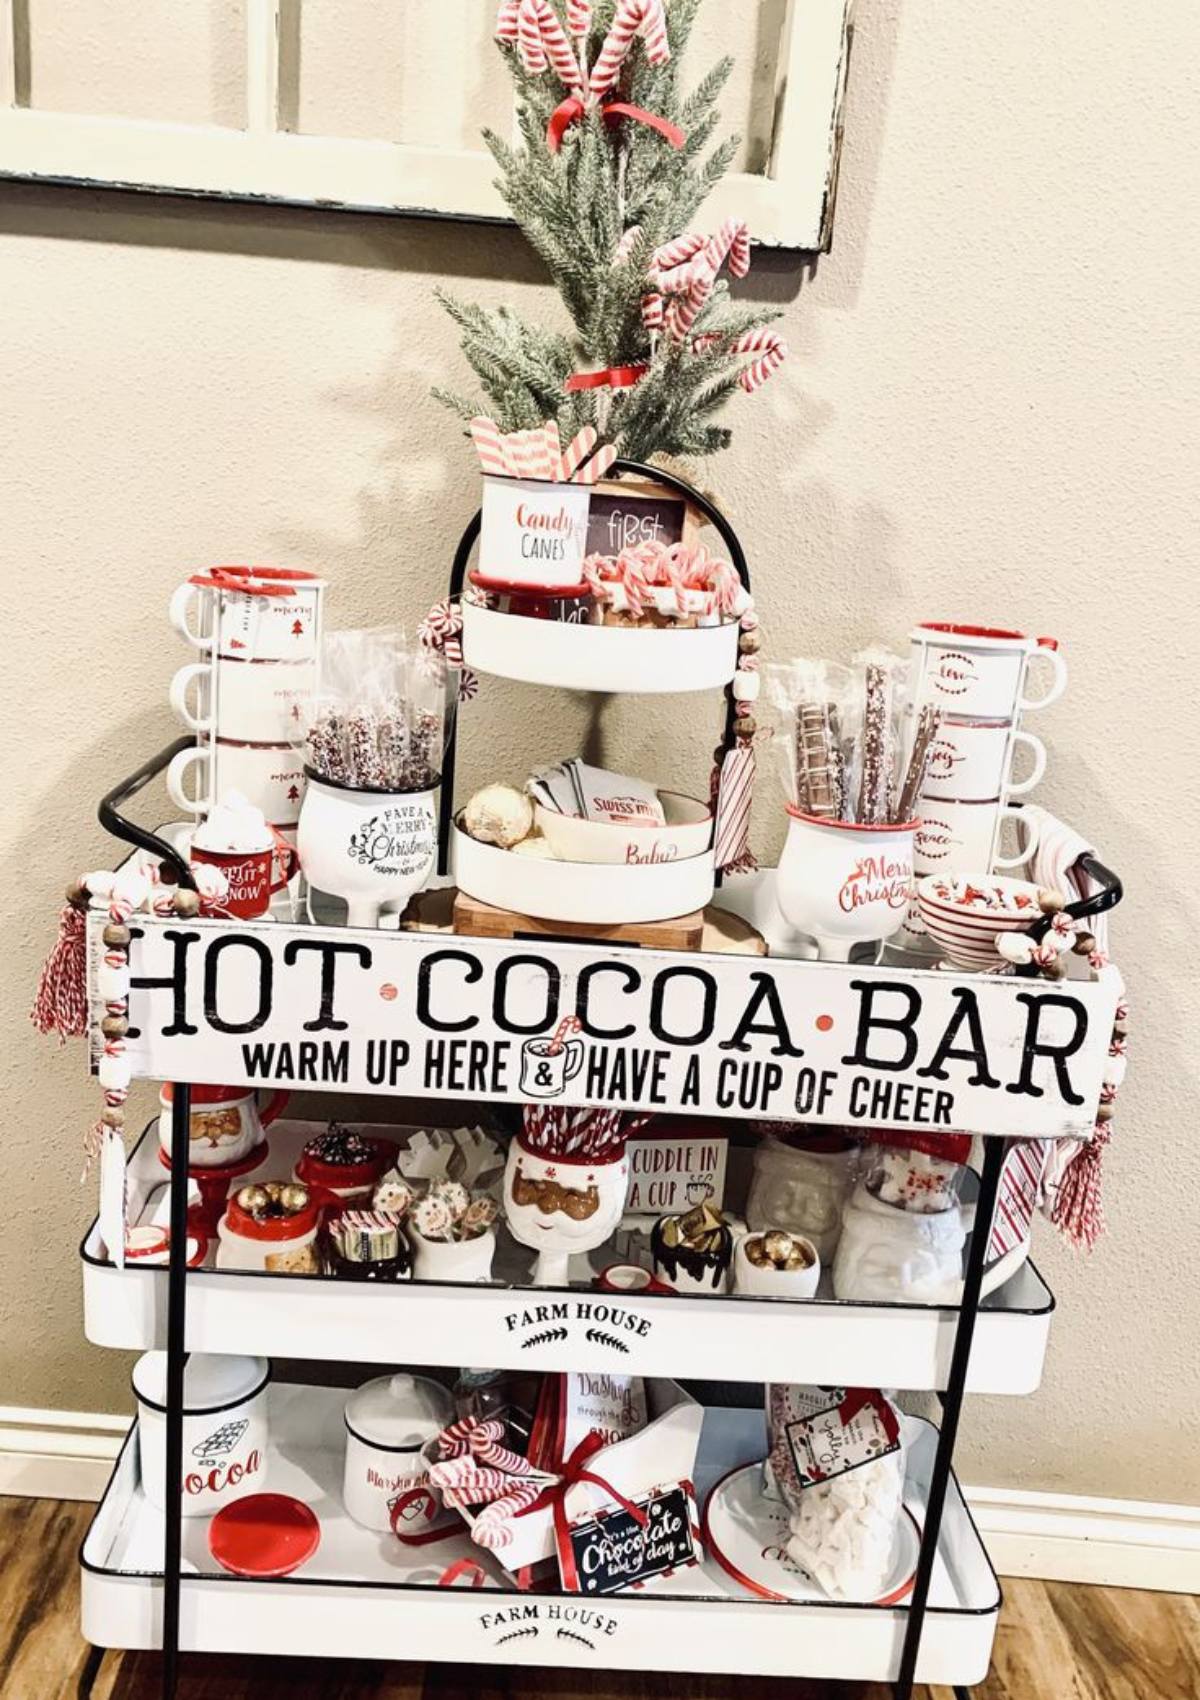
727, 327, 788, 393
495, 0, 520, 42
469, 415, 511, 478
590, 0, 670, 98
557, 423, 597, 482
567, 0, 592, 36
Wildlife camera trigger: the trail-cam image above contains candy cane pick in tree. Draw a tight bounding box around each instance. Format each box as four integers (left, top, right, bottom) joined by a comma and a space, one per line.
728, 327, 788, 392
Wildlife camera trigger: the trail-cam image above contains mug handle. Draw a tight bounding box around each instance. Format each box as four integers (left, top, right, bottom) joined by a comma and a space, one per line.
168, 661, 214, 732
165, 746, 211, 816
1017, 641, 1067, 712
168, 582, 210, 650
1001, 730, 1047, 798
563, 1038, 585, 1081
993, 807, 1040, 870
258, 1089, 290, 1130
267, 829, 300, 895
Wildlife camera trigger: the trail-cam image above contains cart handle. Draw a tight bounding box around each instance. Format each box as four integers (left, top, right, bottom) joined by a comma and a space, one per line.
97, 735, 198, 890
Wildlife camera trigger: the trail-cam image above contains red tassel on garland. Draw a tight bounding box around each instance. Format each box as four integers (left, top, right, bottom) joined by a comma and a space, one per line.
1049, 1124, 1109, 1250
30, 903, 89, 1041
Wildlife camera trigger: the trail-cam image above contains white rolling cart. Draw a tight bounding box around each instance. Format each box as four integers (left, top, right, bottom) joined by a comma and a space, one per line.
77, 467, 1123, 1699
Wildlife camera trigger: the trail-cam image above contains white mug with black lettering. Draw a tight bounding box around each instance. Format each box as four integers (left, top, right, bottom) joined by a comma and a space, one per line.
519, 1035, 586, 1097
922, 720, 1046, 803
914, 798, 1040, 875
167, 741, 307, 827
911, 624, 1066, 720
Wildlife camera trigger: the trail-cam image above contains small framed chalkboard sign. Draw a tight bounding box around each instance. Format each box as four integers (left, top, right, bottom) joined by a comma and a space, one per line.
585, 479, 701, 558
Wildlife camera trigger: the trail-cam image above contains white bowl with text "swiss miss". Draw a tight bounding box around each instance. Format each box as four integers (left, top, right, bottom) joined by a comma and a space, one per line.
534, 790, 712, 865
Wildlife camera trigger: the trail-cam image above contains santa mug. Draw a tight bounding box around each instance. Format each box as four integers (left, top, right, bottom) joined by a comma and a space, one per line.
167, 741, 306, 827
914, 798, 1040, 876
910, 624, 1066, 720
170, 655, 315, 745
170, 566, 325, 662
921, 721, 1046, 803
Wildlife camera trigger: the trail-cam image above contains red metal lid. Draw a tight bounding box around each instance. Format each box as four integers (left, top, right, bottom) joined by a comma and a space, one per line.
208, 1494, 321, 1578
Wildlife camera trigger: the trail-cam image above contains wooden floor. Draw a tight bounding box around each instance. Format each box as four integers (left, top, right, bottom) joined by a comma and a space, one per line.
4, 1497, 1198, 1700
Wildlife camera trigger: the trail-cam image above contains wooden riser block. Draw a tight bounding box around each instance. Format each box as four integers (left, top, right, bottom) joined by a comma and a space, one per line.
452, 891, 705, 951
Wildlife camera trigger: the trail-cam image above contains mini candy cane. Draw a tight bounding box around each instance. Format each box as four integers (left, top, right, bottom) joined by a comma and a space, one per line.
590, 0, 669, 97
558, 424, 597, 482
547, 1014, 581, 1054
430, 1462, 514, 1503
515, 0, 584, 87
438, 1417, 505, 1460
495, 0, 520, 42
472, 1481, 545, 1547
567, 0, 591, 36
572, 440, 617, 485
469, 415, 511, 478
727, 327, 788, 393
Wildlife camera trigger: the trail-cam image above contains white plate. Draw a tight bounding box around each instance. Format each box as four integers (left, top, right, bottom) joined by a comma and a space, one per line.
702, 1462, 920, 1606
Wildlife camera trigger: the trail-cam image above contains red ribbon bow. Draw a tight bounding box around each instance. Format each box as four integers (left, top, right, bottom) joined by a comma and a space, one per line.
547, 96, 684, 155
517, 1430, 648, 1593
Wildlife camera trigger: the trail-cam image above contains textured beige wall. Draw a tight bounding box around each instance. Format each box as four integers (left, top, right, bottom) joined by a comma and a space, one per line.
2, 0, 1198, 1501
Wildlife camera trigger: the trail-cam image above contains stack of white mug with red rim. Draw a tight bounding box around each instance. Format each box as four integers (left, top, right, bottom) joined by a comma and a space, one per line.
167, 565, 324, 831
165, 565, 324, 918
897, 623, 1067, 955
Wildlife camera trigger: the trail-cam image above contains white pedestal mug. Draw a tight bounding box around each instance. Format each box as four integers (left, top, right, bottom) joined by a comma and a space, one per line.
169, 566, 325, 662
298, 773, 438, 928
775, 810, 917, 961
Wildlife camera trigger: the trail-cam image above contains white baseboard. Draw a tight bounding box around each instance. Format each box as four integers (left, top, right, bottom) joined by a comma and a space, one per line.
966, 1483, 1200, 1594
2, 1406, 1197, 1593
0, 1405, 129, 1502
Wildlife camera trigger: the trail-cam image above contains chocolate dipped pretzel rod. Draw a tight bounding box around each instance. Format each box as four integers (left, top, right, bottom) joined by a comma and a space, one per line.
856, 663, 890, 825
896, 703, 941, 823
795, 702, 839, 818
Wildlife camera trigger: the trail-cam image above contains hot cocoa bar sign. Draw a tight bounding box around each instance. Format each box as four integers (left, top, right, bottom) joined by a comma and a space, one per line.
97, 920, 1118, 1138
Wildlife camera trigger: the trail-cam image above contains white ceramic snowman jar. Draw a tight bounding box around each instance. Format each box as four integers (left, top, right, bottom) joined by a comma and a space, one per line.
503, 1141, 629, 1287
299, 774, 438, 928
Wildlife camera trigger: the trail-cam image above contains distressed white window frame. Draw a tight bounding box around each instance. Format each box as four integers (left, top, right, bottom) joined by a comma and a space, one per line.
0, 0, 851, 250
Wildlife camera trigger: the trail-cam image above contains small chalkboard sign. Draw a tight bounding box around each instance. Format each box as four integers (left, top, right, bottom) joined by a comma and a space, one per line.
585, 479, 698, 558
566, 1483, 698, 1595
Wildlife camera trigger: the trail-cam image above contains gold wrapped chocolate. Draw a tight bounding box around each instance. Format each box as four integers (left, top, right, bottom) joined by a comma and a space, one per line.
745, 1238, 771, 1267
279, 1183, 311, 1214
236, 1184, 268, 1214
762, 1230, 794, 1262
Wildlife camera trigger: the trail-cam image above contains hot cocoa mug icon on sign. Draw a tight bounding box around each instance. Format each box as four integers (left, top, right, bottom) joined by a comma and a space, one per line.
519, 1018, 584, 1098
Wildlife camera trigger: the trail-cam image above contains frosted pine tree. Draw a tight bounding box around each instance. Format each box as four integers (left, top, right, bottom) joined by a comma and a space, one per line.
434, 0, 787, 464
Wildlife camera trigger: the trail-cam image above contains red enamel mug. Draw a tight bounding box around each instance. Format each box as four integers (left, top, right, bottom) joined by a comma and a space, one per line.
190, 837, 299, 918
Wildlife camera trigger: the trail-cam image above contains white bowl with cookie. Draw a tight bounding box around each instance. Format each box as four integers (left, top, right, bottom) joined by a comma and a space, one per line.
734, 1228, 821, 1298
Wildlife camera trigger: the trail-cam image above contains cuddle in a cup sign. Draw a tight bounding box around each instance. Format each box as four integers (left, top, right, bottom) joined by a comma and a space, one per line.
100, 920, 1118, 1139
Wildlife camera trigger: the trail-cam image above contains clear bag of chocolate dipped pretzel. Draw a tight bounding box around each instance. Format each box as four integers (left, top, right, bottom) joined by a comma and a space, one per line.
764, 647, 942, 826
298, 627, 459, 792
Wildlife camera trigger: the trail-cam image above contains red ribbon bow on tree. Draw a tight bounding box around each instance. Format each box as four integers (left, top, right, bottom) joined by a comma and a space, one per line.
547, 95, 684, 154
516, 1429, 648, 1592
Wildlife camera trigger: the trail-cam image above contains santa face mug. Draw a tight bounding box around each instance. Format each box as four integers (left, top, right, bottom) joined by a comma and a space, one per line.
503, 1142, 629, 1287
298, 773, 438, 928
